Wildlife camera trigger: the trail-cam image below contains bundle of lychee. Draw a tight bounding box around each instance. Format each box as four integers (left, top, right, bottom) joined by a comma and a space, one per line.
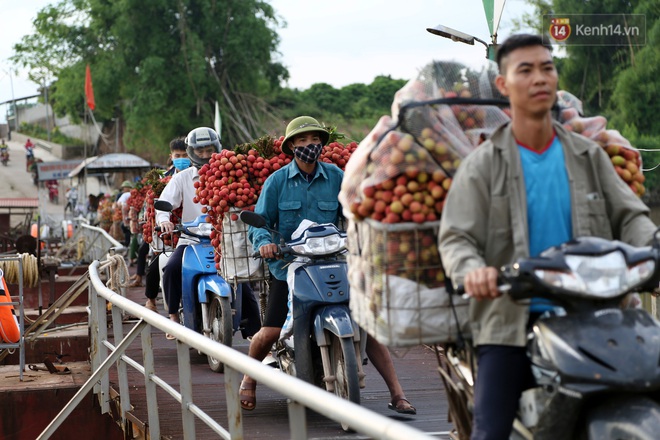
127, 179, 149, 216
141, 169, 182, 248
194, 133, 358, 270
556, 92, 645, 196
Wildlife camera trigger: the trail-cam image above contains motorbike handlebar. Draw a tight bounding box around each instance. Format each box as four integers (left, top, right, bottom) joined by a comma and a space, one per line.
455, 279, 533, 300
251, 245, 290, 259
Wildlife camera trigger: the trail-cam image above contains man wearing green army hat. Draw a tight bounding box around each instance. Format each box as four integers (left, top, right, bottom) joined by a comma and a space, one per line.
239, 116, 416, 415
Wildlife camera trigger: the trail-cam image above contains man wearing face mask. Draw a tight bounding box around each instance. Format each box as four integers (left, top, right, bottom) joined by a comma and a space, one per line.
239, 116, 416, 415
156, 128, 261, 341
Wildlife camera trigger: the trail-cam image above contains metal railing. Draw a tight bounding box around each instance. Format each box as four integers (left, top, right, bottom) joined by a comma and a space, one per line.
38, 255, 435, 440
55, 220, 124, 264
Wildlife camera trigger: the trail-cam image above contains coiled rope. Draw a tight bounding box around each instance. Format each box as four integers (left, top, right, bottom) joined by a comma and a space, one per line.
98, 254, 130, 293
0, 253, 40, 288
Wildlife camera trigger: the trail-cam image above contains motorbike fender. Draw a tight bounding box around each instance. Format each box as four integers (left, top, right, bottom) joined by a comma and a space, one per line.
196, 275, 231, 304
585, 395, 660, 439
313, 305, 355, 346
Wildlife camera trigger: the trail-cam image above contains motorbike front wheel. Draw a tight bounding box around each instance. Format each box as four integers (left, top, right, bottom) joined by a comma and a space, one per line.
328, 335, 360, 430
207, 295, 233, 373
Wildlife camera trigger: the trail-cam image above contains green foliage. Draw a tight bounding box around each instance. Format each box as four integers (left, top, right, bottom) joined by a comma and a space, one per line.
610, 15, 660, 135
268, 75, 406, 140
10, 0, 408, 155
19, 122, 84, 147
12, 0, 288, 153
633, 134, 660, 205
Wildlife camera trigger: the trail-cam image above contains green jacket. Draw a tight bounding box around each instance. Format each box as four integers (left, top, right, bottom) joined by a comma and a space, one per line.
438, 121, 656, 347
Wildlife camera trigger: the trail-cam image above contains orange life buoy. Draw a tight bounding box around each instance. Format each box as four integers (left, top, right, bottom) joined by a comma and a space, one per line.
0, 269, 20, 343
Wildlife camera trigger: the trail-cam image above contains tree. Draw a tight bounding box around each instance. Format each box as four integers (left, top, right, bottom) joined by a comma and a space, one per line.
12, 0, 288, 155
611, 19, 660, 135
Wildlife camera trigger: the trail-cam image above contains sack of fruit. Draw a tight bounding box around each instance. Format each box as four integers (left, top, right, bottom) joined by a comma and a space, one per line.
219, 207, 267, 282
555, 91, 645, 196
347, 219, 470, 346
340, 62, 509, 346
141, 170, 181, 251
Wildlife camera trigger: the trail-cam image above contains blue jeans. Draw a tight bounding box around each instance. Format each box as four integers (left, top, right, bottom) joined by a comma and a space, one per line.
471, 345, 535, 440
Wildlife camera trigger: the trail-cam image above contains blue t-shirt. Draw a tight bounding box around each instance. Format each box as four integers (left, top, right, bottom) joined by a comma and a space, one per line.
518, 135, 572, 313
248, 160, 344, 280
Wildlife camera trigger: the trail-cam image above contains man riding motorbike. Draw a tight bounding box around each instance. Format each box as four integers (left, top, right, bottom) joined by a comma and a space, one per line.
156, 127, 260, 341
438, 34, 656, 440
239, 116, 416, 415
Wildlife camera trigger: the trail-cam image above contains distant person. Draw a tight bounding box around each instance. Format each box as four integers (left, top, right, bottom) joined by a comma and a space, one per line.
116, 180, 134, 248
65, 187, 79, 214
25, 138, 34, 160
135, 137, 189, 302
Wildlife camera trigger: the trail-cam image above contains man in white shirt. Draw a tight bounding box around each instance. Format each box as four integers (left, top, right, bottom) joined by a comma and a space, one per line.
156, 129, 218, 328
155, 127, 261, 341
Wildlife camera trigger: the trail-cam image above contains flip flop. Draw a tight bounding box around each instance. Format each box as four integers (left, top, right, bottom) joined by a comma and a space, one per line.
239, 380, 257, 411
388, 396, 416, 415
144, 301, 158, 312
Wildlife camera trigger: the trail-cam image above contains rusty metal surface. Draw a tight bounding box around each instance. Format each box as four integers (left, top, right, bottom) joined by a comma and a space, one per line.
0, 198, 40, 209
112, 283, 453, 439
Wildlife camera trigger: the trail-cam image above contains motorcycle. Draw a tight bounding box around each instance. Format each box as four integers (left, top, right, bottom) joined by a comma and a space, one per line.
153, 199, 250, 373
240, 210, 366, 427
443, 235, 660, 440
1, 149, 8, 166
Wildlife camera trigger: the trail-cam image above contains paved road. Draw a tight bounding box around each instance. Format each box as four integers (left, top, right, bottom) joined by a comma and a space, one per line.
0, 136, 68, 233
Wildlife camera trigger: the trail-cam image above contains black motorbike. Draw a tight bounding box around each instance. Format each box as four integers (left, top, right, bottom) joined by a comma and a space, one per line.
443, 235, 660, 440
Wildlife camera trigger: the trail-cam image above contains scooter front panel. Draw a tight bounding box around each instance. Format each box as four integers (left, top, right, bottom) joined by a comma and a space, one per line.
292, 262, 349, 320
181, 243, 224, 331
531, 309, 660, 391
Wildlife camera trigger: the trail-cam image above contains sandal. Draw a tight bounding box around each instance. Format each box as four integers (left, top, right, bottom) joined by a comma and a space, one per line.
388, 395, 416, 415
129, 276, 143, 287
165, 333, 176, 340
239, 379, 257, 411
145, 300, 158, 312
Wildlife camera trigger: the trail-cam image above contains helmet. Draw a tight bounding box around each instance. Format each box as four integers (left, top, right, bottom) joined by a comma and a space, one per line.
282, 116, 329, 156
121, 180, 133, 189
185, 127, 222, 168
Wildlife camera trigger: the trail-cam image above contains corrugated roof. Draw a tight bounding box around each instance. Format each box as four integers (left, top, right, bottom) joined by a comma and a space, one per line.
0, 198, 40, 208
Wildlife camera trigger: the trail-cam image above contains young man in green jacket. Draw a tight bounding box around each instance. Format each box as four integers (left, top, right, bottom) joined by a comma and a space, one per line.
438, 34, 655, 440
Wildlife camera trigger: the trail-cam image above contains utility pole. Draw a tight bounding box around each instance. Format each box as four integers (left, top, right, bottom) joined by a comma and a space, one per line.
43, 78, 51, 142
9, 69, 18, 130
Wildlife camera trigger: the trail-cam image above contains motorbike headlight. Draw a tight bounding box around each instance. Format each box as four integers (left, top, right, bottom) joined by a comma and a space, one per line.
534, 251, 655, 298
186, 222, 214, 237
291, 234, 346, 256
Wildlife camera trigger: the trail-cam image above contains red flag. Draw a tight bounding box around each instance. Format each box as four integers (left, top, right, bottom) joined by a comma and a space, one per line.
85, 64, 95, 111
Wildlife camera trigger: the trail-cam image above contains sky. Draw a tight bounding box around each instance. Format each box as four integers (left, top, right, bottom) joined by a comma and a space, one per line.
0, 0, 533, 123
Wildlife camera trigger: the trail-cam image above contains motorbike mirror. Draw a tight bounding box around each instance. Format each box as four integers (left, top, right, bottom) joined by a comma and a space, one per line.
239, 210, 267, 228
154, 199, 173, 212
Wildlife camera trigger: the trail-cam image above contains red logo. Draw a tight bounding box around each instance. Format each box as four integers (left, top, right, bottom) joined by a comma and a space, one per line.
549, 18, 571, 42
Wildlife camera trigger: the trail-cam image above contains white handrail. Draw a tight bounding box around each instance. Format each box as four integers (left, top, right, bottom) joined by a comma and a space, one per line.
39, 258, 435, 440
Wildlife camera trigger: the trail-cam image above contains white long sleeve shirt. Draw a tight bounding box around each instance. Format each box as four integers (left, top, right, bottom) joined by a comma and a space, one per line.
155, 166, 204, 246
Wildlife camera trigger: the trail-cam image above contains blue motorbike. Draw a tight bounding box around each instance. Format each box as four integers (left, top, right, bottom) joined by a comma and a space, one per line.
154, 199, 252, 373
240, 211, 365, 427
